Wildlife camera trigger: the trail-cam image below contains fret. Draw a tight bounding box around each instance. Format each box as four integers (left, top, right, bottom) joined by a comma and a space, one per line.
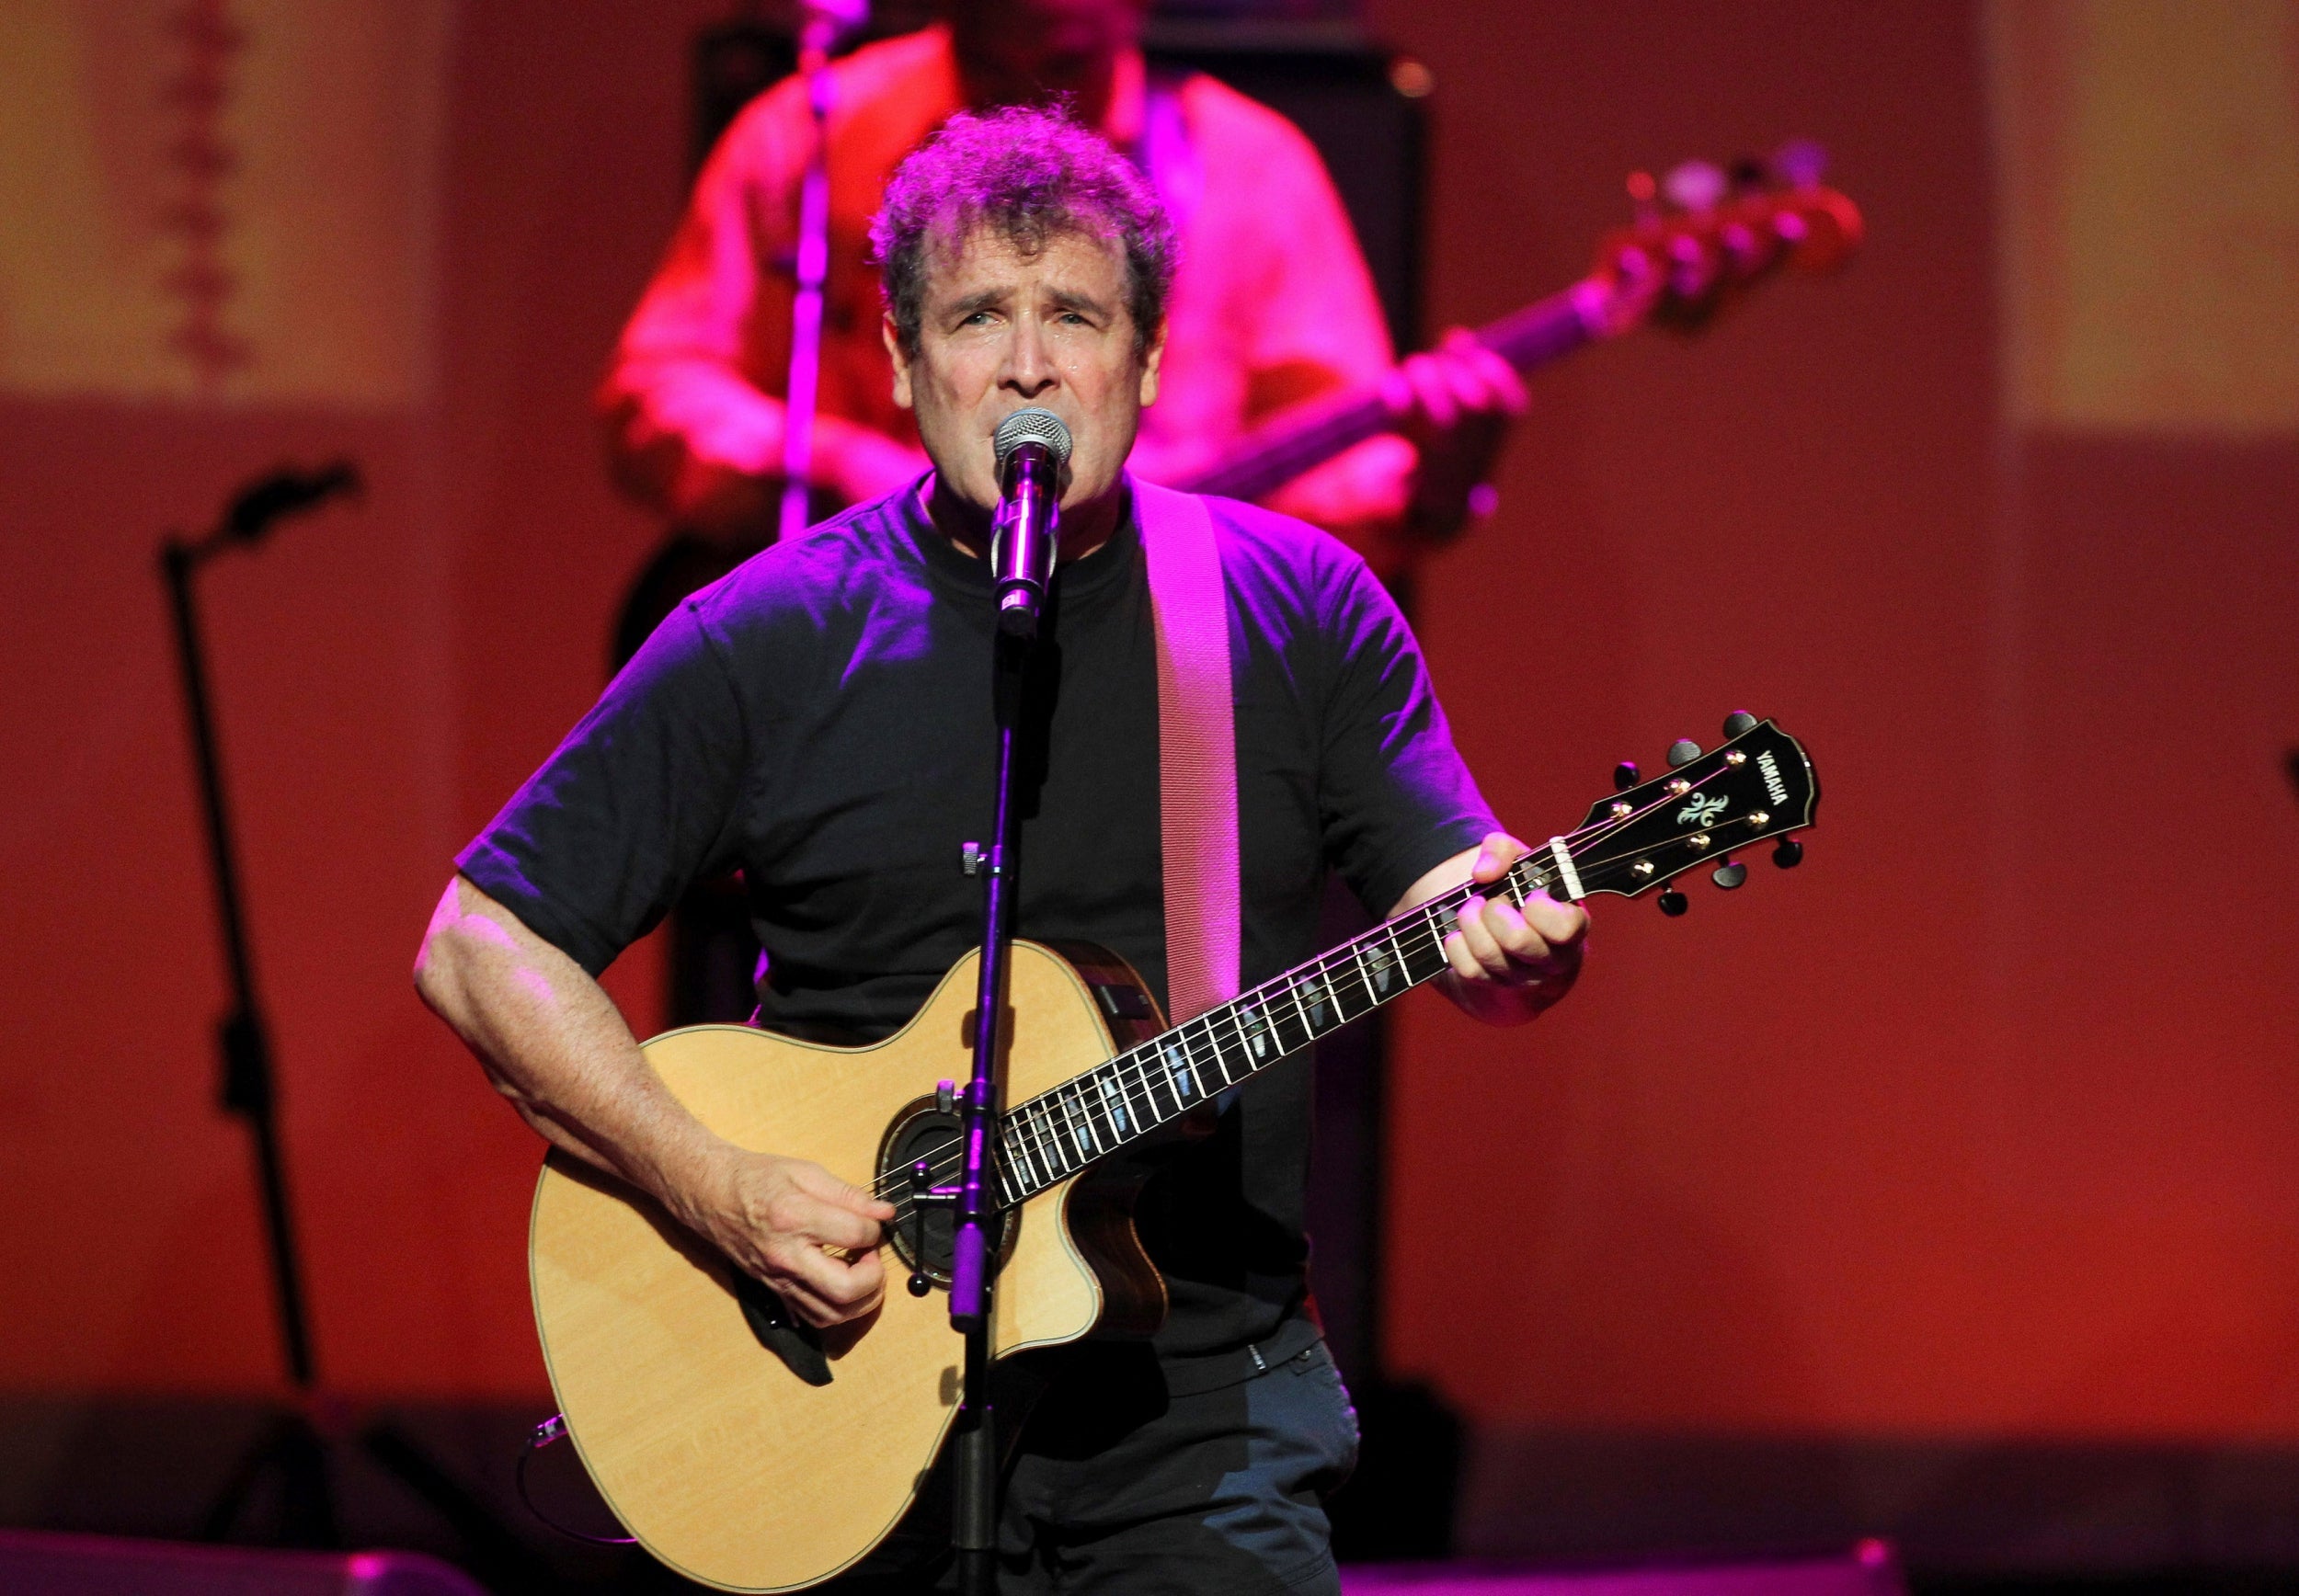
1306, 970, 1343, 1030
1268, 975, 1319, 1053
1397, 908, 1447, 986
1206, 1013, 1246, 1089
1342, 941, 1382, 1015
1234, 998, 1277, 1068
1283, 970, 1325, 1038
1158, 1036, 1197, 1108
1123, 1047, 1167, 1129
1098, 1055, 1145, 1140
1361, 933, 1403, 1002
1076, 1077, 1115, 1152
1034, 1099, 1072, 1177
1179, 1020, 1222, 1094
1029, 1103, 1068, 1182
1091, 1067, 1134, 1140
1056, 1085, 1098, 1160
1012, 1104, 1056, 1188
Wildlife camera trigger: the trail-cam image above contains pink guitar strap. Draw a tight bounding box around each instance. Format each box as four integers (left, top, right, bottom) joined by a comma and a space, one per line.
1131, 476, 1240, 1023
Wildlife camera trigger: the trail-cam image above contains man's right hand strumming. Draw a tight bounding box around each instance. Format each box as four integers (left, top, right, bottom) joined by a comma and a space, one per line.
680, 1148, 895, 1328
413, 875, 893, 1331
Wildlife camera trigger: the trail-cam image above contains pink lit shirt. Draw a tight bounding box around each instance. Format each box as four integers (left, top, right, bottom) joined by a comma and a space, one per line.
600, 26, 1420, 571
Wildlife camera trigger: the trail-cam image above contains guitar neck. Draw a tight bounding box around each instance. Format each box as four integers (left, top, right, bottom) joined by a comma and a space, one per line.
994, 847, 1563, 1205
1172, 278, 1613, 504
955, 713, 1817, 1214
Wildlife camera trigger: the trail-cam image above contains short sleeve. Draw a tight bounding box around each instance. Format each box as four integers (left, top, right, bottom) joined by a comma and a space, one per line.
456, 603, 750, 975
1313, 556, 1497, 915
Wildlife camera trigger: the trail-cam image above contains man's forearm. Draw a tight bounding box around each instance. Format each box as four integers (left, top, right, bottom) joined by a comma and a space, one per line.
414, 874, 897, 1327
413, 876, 724, 1225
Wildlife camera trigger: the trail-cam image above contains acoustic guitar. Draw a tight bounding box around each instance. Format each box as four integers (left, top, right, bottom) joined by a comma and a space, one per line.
527, 713, 1822, 1591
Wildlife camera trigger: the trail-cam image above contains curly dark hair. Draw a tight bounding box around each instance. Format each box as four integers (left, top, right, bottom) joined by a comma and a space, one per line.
871, 104, 1176, 358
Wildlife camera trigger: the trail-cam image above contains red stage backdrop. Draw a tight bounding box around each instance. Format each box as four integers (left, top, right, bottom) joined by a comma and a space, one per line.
3, 0, 2297, 1465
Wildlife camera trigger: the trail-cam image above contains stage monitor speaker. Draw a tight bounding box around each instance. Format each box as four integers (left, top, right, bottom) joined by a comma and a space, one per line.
0, 1530, 486, 1596
1340, 1544, 1906, 1596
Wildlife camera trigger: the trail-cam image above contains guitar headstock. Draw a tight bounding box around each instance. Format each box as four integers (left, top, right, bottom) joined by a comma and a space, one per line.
1590, 142, 1863, 335
1546, 712, 1819, 914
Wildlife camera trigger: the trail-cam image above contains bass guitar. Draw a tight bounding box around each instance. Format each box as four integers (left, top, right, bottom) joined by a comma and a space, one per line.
527, 712, 1822, 1591
1172, 146, 1862, 507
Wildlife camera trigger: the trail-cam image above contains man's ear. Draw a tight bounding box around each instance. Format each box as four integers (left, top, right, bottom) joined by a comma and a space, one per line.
885, 314, 914, 411
1138, 322, 1167, 408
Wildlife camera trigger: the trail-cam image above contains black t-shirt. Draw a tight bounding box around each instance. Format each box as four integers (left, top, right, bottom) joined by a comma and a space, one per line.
460, 480, 1494, 1357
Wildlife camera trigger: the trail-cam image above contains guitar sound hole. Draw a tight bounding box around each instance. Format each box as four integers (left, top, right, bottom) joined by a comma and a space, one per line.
877, 1103, 1018, 1288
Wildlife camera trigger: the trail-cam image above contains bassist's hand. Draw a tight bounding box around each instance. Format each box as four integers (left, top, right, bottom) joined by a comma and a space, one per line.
689, 1151, 898, 1328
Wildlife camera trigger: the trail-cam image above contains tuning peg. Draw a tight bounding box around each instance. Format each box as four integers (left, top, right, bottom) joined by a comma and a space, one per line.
1666, 738, 1701, 769
1711, 859, 1746, 890
1612, 759, 1640, 792
1771, 139, 1828, 188
1626, 169, 1660, 224
1658, 886, 1688, 917
1662, 159, 1727, 213
1773, 837, 1803, 869
1722, 711, 1757, 739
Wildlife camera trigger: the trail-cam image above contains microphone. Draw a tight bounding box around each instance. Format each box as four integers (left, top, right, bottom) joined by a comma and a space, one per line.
989, 409, 1071, 640
223, 461, 362, 547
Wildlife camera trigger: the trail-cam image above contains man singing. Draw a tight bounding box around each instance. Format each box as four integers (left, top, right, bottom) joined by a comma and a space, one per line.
602, 0, 1525, 582
418, 107, 1583, 1593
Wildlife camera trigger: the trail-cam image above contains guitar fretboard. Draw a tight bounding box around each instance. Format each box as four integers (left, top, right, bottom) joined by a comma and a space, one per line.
989, 848, 1567, 1207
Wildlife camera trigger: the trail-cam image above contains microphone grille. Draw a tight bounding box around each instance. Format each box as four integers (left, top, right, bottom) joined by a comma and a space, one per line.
992, 408, 1073, 470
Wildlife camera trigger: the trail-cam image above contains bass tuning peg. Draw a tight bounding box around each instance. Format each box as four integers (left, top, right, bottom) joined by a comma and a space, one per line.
1613, 759, 1640, 792
1773, 837, 1803, 869
1666, 738, 1702, 769
1712, 859, 1746, 890
1722, 711, 1757, 739
1658, 886, 1688, 917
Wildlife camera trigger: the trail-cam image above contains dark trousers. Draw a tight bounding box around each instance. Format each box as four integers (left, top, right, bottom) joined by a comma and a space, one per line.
833, 1334, 1359, 1595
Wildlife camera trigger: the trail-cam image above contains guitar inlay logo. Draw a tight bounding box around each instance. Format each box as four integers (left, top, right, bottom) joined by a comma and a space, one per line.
1240, 1004, 1271, 1059
1367, 946, 1395, 993
1297, 977, 1330, 1024
1163, 1043, 1194, 1100
1676, 792, 1728, 827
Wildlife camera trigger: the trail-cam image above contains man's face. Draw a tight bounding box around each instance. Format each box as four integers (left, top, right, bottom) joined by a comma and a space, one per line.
887, 223, 1162, 529
945, 0, 1147, 127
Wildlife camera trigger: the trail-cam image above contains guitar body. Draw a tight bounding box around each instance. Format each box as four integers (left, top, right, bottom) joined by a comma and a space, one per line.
528, 940, 1165, 1593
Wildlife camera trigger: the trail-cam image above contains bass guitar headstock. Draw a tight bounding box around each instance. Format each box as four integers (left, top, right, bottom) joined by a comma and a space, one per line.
1550, 712, 1819, 914
1590, 142, 1863, 336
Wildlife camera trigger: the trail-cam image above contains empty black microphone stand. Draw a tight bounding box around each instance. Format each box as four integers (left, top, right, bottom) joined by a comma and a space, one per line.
163, 463, 357, 1545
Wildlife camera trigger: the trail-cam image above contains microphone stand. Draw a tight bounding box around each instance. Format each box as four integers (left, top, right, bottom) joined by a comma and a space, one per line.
164, 469, 546, 1587
163, 465, 357, 1545
944, 600, 1047, 1595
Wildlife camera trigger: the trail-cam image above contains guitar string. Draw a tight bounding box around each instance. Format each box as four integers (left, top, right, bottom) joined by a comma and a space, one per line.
878, 849, 1557, 1219
868, 785, 1797, 1221
867, 776, 1801, 1221
873, 871, 1485, 1211
874, 811, 1797, 1226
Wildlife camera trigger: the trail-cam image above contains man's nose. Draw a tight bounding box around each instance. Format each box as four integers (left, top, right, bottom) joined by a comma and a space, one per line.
1001, 315, 1057, 398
